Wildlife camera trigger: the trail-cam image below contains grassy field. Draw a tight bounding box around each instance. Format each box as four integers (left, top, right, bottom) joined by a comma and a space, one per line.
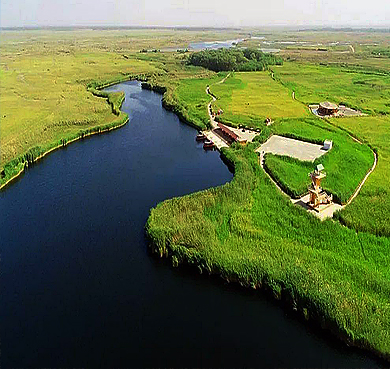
264, 117, 375, 203
209, 71, 308, 127
270, 60, 390, 236
0, 48, 160, 185
0, 29, 239, 187
240, 30, 390, 73
2, 28, 390, 360
264, 154, 312, 197
145, 45, 390, 359
329, 115, 390, 236
147, 143, 390, 359
273, 62, 390, 114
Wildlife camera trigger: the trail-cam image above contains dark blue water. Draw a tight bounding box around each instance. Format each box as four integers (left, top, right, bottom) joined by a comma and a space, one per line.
0, 81, 381, 368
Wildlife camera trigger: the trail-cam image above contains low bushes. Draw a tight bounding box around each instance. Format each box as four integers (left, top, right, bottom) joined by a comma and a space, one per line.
188, 48, 283, 72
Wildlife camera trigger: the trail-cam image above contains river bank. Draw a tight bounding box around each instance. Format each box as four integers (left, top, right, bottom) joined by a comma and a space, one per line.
146, 138, 390, 362
147, 238, 389, 366
0, 76, 135, 191
1, 79, 385, 367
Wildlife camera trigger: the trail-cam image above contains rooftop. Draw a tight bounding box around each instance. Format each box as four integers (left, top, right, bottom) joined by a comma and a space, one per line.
319, 101, 338, 110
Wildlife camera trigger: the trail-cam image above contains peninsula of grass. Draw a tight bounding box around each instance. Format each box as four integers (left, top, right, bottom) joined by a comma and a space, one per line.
146, 58, 389, 360
147, 140, 390, 361
3, 29, 390, 361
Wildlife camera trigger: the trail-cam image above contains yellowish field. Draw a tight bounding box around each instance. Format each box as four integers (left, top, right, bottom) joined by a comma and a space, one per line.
1, 29, 242, 185
0, 50, 160, 170
210, 71, 308, 127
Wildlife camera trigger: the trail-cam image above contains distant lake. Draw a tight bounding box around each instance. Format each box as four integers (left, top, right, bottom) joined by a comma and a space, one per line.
0, 81, 381, 368
189, 39, 243, 50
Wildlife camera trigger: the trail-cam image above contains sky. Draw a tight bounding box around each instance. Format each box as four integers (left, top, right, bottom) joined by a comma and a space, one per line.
1, 0, 389, 28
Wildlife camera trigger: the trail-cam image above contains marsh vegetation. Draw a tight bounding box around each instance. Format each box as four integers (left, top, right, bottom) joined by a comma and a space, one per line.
1, 27, 390, 361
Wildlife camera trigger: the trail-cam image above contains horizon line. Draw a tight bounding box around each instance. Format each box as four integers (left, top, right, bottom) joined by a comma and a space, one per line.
1, 25, 390, 32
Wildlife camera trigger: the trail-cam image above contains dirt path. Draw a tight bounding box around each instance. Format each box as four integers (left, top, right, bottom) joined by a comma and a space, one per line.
205, 71, 377, 216
206, 86, 217, 129
323, 118, 378, 205
216, 72, 231, 85
346, 146, 377, 205
206, 73, 230, 129
259, 142, 377, 216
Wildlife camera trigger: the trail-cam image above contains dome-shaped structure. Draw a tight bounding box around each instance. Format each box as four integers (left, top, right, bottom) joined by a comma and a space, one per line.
318, 101, 338, 116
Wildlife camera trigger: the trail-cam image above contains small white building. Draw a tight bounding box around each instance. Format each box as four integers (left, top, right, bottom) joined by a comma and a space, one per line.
323, 140, 333, 150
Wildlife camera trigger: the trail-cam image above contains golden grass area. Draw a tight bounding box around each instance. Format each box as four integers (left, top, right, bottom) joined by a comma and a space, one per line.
0, 29, 249, 175
0, 50, 160, 169
210, 72, 308, 127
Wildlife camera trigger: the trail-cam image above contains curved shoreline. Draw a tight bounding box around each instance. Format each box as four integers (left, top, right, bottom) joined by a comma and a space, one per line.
0, 117, 129, 191
146, 146, 390, 363
0, 82, 130, 191
147, 239, 389, 365
2, 76, 388, 362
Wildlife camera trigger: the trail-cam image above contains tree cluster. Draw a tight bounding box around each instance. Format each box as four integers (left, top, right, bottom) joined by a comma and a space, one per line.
188, 48, 283, 72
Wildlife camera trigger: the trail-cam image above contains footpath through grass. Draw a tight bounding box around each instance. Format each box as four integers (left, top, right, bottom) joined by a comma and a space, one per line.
273, 61, 390, 115
147, 143, 390, 359
158, 73, 224, 130
329, 115, 390, 236
209, 71, 308, 128
271, 61, 390, 236
263, 117, 374, 203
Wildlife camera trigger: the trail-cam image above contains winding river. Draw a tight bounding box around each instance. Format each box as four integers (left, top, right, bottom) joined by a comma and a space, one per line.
0, 81, 381, 367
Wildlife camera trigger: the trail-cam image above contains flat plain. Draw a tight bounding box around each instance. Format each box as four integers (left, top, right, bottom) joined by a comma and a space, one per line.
210, 71, 308, 127
2, 28, 390, 361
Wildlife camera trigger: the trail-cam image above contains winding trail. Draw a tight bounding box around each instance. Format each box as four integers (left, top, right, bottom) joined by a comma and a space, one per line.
323, 118, 379, 206
258, 135, 378, 218
206, 71, 377, 218
345, 142, 377, 206
206, 73, 230, 129
206, 86, 218, 129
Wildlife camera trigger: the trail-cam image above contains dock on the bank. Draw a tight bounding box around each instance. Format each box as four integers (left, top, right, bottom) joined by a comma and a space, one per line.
201, 130, 229, 150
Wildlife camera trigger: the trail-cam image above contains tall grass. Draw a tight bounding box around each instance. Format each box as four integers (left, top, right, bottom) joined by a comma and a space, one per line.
328, 115, 390, 236
266, 117, 375, 204
147, 142, 390, 360
0, 76, 130, 188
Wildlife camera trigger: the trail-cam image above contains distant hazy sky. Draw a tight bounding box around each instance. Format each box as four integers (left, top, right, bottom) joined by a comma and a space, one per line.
1, 0, 389, 28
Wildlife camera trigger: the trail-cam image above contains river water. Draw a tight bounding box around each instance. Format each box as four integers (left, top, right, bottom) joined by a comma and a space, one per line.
0, 81, 381, 367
